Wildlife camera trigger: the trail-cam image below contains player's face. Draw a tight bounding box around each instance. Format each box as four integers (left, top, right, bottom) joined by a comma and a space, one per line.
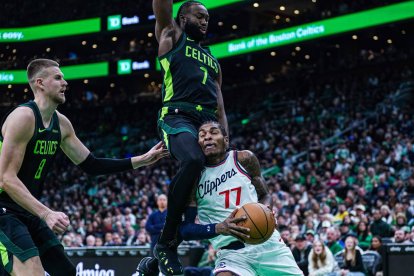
198, 123, 229, 158
40, 67, 68, 104
183, 5, 209, 42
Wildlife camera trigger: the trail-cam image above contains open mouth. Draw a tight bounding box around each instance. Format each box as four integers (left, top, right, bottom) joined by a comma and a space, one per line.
204, 143, 215, 150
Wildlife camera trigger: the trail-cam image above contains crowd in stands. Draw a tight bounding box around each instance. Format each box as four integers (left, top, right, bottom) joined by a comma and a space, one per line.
0, 3, 413, 276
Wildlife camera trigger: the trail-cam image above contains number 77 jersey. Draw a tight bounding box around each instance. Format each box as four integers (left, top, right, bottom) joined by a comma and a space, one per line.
196, 150, 258, 250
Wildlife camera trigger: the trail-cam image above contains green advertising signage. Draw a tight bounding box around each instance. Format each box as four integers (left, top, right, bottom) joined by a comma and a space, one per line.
0, 18, 101, 42
210, 1, 414, 58
173, 0, 243, 16
0, 62, 109, 84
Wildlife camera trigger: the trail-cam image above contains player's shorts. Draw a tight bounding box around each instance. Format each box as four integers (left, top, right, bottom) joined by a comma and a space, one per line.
0, 211, 61, 273
213, 231, 303, 276
157, 101, 217, 150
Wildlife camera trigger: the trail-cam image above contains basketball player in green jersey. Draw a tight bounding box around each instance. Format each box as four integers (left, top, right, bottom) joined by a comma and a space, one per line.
152, 1, 228, 274
0, 59, 168, 276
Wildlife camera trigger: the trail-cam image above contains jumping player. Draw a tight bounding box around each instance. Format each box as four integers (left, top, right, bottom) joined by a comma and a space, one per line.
138, 121, 302, 275
152, 1, 228, 274
0, 59, 168, 276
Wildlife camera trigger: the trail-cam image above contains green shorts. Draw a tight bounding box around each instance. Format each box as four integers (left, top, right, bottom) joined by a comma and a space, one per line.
0, 211, 61, 273
157, 102, 217, 151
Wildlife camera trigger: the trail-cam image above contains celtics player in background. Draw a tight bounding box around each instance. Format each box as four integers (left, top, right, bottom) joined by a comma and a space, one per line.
138, 121, 302, 276
0, 59, 168, 276
152, 0, 228, 274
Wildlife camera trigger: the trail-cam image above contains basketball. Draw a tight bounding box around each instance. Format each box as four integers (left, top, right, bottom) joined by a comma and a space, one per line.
234, 202, 276, 245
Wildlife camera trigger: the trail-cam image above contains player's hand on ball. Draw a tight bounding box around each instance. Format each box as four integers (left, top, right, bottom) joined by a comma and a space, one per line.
44, 210, 70, 234
215, 208, 250, 241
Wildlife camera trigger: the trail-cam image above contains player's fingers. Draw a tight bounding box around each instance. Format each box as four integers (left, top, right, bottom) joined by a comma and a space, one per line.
229, 208, 239, 218
231, 225, 250, 233
229, 229, 249, 240
231, 216, 247, 223
154, 141, 163, 149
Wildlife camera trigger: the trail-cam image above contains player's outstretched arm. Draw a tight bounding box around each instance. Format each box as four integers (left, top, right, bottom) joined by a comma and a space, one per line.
237, 150, 272, 207
58, 112, 168, 175
0, 108, 69, 234
179, 207, 250, 241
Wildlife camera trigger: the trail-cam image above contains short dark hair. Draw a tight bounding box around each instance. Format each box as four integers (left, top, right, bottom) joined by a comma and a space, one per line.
199, 121, 227, 137
27, 59, 59, 89
175, 1, 205, 25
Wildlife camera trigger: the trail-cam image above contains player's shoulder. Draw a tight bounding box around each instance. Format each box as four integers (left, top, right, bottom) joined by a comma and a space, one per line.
236, 150, 256, 163
6, 106, 35, 125
55, 110, 71, 126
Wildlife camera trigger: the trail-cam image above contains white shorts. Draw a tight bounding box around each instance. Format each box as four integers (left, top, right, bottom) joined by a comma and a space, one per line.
213, 231, 303, 276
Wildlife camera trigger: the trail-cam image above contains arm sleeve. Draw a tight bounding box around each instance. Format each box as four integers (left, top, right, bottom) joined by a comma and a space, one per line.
179, 222, 218, 241
179, 206, 218, 240
78, 153, 133, 176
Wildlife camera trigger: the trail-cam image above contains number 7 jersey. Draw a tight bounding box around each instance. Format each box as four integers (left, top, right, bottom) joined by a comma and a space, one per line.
196, 150, 258, 249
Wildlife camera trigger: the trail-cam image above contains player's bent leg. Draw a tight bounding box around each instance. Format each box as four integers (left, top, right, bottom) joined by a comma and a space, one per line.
40, 245, 76, 276
10, 256, 44, 276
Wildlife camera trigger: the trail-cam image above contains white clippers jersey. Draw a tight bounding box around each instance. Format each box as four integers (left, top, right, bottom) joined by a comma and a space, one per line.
196, 150, 258, 250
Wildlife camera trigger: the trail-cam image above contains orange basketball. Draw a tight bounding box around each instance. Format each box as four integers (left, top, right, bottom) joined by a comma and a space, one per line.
234, 202, 276, 245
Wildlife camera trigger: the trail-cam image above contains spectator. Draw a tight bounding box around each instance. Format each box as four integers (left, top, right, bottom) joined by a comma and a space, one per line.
326, 227, 344, 255
356, 221, 372, 250
393, 229, 411, 244
135, 232, 150, 247
369, 236, 384, 276
306, 229, 316, 244
85, 235, 96, 247
95, 236, 103, 247
145, 194, 168, 252
292, 234, 312, 276
335, 236, 365, 276
370, 210, 392, 237
308, 240, 337, 276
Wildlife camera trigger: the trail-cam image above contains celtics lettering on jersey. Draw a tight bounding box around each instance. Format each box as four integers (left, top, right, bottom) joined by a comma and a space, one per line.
159, 33, 220, 109
33, 140, 59, 155
196, 151, 258, 250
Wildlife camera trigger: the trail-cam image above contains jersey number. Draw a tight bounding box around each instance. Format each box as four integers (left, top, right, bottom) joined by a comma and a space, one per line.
219, 187, 241, 209
199, 66, 208, 85
34, 159, 46, 180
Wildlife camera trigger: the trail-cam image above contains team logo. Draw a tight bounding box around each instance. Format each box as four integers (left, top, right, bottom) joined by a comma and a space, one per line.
218, 262, 226, 268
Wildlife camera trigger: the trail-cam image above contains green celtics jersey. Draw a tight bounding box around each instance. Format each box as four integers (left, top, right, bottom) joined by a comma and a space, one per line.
159, 32, 220, 109
0, 101, 61, 214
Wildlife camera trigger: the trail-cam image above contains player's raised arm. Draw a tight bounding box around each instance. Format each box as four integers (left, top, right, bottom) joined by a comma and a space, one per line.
0, 108, 69, 234
237, 150, 272, 207
153, 0, 182, 51
58, 112, 168, 175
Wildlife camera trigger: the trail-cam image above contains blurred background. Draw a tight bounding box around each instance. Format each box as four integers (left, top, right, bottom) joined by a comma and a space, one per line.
1, 0, 413, 275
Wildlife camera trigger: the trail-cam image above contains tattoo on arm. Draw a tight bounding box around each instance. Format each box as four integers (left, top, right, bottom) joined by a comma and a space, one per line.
238, 151, 271, 206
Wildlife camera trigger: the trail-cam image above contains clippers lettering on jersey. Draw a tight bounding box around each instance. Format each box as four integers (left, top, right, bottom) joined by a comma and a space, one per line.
185, 46, 219, 73
33, 140, 58, 155
197, 168, 237, 199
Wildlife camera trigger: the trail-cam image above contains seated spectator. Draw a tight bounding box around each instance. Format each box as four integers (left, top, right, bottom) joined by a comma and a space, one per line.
85, 234, 96, 247
370, 210, 392, 237
326, 227, 344, 255
306, 229, 316, 244
393, 229, 411, 244
339, 222, 356, 245
369, 236, 384, 275
308, 240, 337, 276
356, 221, 372, 250
335, 236, 365, 276
292, 234, 312, 275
